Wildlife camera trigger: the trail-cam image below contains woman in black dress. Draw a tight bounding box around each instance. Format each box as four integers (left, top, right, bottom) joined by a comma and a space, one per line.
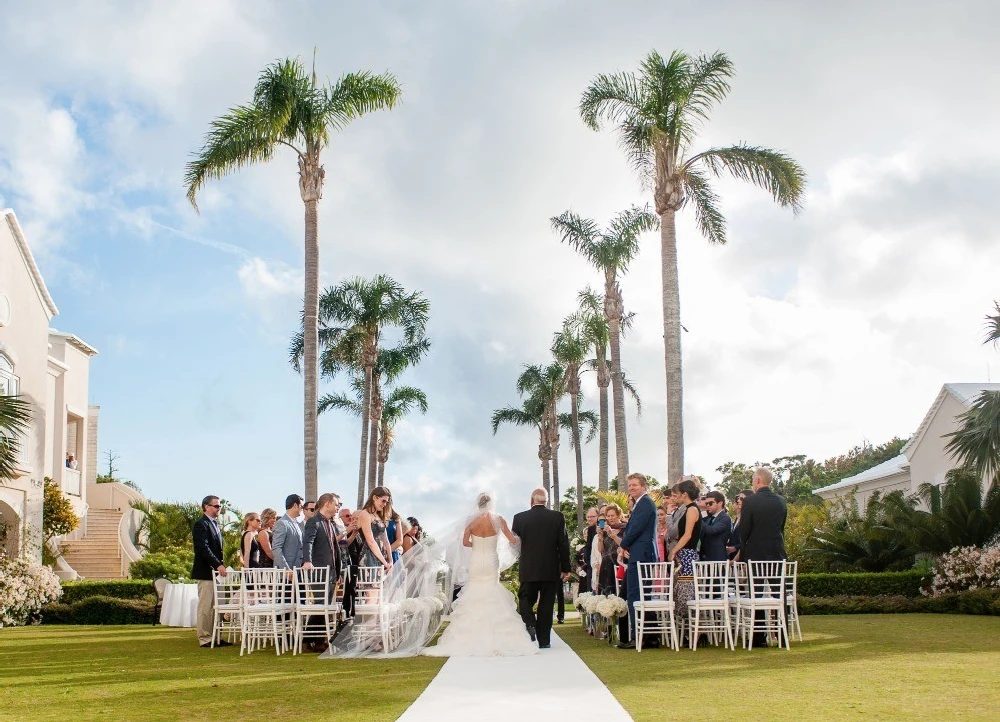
241, 513, 261, 568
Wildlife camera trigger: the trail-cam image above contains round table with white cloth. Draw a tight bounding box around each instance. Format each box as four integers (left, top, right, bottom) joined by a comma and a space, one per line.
159, 582, 199, 627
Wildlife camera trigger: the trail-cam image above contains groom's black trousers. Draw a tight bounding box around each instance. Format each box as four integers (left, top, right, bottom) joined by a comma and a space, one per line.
519, 580, 558, 646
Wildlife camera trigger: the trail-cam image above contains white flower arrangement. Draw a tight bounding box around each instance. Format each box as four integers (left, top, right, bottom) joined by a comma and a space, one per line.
423, 595, 445, 612
575, 592, 593, 611
926, 545, 1000, 597
581, 593, 606, 615
0, 556, 62, 627
400, 598, 425, 615
595, 596, 628, 619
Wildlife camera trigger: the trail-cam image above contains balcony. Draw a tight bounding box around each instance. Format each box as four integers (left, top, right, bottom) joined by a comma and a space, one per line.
63, 467, 81, 496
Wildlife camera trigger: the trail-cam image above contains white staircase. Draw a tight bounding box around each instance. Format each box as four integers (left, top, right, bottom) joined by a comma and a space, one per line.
60, 509, 126, 579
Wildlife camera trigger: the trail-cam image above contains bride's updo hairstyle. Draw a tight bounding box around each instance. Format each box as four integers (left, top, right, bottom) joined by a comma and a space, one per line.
477, 492, 492, 510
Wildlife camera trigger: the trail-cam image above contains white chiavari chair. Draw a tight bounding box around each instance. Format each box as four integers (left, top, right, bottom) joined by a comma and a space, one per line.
785, 560, 801, 641
351, 565, 395, 653
292, 566, 339, 655
241, 568, 294, 655
634, 562, 679, 652
738, 560, 789, 650
211, 569, 243, 647
689, 561, 734, 650
729, 562, 747, 639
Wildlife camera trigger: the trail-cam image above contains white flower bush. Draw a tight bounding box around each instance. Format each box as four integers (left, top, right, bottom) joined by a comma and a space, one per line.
926, 545, 1000, 597
575, 592, 593, 611
0, 556, 62, 627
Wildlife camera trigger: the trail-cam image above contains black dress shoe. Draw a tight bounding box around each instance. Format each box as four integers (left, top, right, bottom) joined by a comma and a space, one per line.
539, 643, 551, 649
200, 642, 212, 648
215, 639, 234, 647
556, 618, 564, 624
526, 625, 537, 642
616, 641, 636, 650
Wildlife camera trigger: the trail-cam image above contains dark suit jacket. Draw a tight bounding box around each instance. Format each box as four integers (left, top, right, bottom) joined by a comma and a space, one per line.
699, 509, 732, 562
302, 514, 343, 581
620, 494, 657, 565
727, 519, 741, 560
192, 514, 224, 580
740, 487, 788, 561
511, 505, 570, 582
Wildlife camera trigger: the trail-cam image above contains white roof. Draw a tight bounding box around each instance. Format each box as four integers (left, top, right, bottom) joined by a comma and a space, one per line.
49, 329, 99, 357
813, 453, 909, 495
3, 209, 59, 318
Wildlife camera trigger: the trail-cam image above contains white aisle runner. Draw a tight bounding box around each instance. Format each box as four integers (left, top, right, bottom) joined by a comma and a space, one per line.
397, 631, 633, 721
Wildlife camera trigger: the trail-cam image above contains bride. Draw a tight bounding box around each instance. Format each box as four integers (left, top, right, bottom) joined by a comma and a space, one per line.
422, 492, 538, 657
321, 491, 536, 658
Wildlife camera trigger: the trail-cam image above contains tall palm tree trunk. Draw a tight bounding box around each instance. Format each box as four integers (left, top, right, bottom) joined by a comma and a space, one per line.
377, 460, 386, 487
300, 156, 324, 503
660, 209, 684, 484
538, 433, 551, 494
596, 353, 610, 491
570, 390, 584, 527
357, 366, 372, 507
606, 280, 630, 486
551, 437, 561, 512
367, 383, 382, 491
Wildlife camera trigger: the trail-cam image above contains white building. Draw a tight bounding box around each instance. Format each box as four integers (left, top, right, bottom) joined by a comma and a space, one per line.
1, 208, 142, 578
813, 383, 1000, 507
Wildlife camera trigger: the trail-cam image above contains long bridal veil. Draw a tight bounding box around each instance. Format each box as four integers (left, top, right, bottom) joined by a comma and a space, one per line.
320, 490, 518, 659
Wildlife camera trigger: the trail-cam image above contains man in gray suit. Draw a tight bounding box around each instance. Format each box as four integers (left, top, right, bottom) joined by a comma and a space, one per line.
301, 492, 343, 652
272, 493, 304, 569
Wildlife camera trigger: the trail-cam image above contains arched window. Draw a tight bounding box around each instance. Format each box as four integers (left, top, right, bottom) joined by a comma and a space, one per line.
0, 353, 17, 396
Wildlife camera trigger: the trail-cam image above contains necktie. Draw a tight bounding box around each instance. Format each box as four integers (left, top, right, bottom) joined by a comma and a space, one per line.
707, 515, 715, 525
212, 519, 223, 546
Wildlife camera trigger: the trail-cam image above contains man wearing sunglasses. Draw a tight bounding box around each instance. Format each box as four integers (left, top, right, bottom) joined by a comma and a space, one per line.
192, 494, 230, 648
698, 491, 732, 562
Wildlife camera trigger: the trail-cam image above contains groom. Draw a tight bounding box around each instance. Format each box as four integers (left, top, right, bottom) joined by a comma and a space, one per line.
511, 488, 570, 649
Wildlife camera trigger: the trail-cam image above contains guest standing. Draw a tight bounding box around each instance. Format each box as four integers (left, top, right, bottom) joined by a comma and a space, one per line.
356, 487, 393, 570
655, 506, 669, 562
240, 513, 261, 568
402, 516, 422, 553
256, 508, 277, 567
272, 494, 304, 569
191, 495, 229, 647
301, 493, 343, 651
617, 473, 658, 650
740, 468, 787, 562
699, 491, 732, 562
668, 478, 702, 626
727, 490, 753, 560
578, 507, 598, 601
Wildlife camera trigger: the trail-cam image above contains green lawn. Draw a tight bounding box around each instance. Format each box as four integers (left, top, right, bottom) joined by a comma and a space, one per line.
0, 626, 445, 722
561, 614, 1000, 722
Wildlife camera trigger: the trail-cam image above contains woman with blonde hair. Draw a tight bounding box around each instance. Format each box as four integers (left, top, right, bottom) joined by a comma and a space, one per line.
357, 486, 393, 571
256, 508, 277, 568
241, 513, 261, 568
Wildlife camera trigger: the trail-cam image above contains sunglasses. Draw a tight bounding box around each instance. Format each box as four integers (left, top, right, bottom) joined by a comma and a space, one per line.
305, 507, 316, 512
207, 504, 221, 509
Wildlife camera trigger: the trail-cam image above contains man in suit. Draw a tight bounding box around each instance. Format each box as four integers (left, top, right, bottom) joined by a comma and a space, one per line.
577, 507, 599, 600
301, 493, 343, 651
272, 493, 304, 569
511, 488, 570, 649
740, 468, 788, 647
617, 473, 658, 650
699, 490, 733, 562
726, 489, 753, 560
191, 494, 230, 648
740, 468, 788, 562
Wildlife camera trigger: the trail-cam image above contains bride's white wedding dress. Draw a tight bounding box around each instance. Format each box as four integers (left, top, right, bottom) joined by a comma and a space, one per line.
423, 534, 539, 657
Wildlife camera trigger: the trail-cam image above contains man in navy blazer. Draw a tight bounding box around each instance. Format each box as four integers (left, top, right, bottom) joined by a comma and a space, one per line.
191, 494, 229, 647
699, 490, 733, 562
617, 472, 657, 649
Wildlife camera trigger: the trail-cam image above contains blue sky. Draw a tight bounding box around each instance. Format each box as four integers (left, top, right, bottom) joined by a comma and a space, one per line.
2, 1, 999, 529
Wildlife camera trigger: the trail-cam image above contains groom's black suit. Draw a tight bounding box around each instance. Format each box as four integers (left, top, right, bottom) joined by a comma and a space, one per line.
511, 504, 570, 647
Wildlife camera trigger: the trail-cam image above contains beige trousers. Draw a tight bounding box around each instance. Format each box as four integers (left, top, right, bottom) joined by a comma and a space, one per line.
196, 579, 216, 645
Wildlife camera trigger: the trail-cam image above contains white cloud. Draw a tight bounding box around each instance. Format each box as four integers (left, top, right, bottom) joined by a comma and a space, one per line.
237, 257, 303, 300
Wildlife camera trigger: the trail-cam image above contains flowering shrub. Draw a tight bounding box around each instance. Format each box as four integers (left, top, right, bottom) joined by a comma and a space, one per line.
925, 545, 1000, 597
0, 555, 63, 627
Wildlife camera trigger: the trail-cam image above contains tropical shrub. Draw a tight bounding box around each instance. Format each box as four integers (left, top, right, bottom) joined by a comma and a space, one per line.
798, 570, 926, 598
129, 548, 193, 581
60, 579, 155, 604
42, 595, 154, 625
925, 545, 1000, 597
0, 556, 62, 626
904, 469, 1000, 554
806, 491, 914, 572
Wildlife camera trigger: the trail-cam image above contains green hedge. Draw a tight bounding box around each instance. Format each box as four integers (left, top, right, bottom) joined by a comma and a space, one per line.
797, 570, 926, 598
41, 596, 156, 625
799, 589, 1000, 616
60, 579, 156, 604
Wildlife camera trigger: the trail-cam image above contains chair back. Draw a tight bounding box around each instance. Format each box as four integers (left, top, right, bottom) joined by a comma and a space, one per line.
692, 561, 729, 601
637, 561, 674, 603
785, 560, 798, 599
243, 568, 288, 606
152, 578, 169, 602
213, 569, 244, 607
747, 560, 786, 600
294, 566, 331, 605
730, 562, 748, 598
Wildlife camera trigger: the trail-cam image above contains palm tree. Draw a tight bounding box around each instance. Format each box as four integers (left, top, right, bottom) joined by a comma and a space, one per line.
580, 50, 806, 484
904, 468, 1000, 554
0, 394, 31, 481
552, 323, 588, 525
570, 287, 643, 491
806, 491, 915, 572
185, 57, 401, 501
290, 275, 429, 505
945, 390, 1000, 485
986, 301, 1000, 346
551, 207, 658, 485
517, 363, 569, 508
376, 385, 429, 486
492, 396, 550, 492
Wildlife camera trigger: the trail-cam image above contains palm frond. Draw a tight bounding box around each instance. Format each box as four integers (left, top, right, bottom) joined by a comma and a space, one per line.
620, 371, 643, 417
323, 70, 402, 131
0, 394, 31, 480
984, 301, 1000, 347
944, 390, 1000, 482
382, 385, 429, 424
685, 144, 806, 215
579, 71, 645, 132
680, 51, 735, 128
491, 404, 541, 435
680, 166, 726, 244
317, 391, 363, 417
